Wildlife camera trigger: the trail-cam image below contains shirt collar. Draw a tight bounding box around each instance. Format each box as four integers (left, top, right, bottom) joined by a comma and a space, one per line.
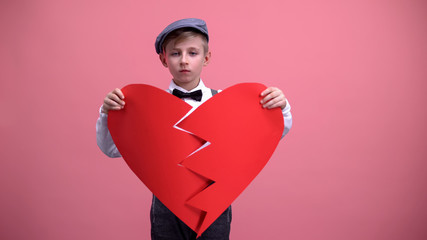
168, 79, 207, 93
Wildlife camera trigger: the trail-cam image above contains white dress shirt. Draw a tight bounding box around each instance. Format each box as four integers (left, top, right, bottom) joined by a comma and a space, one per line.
96, 80, 292, 158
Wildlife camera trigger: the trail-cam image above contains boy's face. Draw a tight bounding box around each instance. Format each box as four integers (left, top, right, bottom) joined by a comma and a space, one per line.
159, 35, 211, 91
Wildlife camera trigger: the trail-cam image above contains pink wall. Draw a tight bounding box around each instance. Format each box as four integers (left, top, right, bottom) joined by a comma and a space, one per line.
1, 0, 426, 239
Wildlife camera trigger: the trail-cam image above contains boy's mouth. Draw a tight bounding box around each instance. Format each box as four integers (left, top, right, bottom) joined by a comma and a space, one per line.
180, 69, 190, 73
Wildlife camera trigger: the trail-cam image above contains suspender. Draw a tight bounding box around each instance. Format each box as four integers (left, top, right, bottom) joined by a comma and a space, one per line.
210, 89, 218, 96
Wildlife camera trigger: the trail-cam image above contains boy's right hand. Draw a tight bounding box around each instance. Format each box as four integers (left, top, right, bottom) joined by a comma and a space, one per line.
101, 88, 125, 114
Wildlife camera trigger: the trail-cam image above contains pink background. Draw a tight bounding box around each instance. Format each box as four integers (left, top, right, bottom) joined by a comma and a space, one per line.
1, 0, 426, 239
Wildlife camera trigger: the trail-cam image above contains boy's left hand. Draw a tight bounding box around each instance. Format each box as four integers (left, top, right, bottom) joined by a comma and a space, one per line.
260, 87, 287, 110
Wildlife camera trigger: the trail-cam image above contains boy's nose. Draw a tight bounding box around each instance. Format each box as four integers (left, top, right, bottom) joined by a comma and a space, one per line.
180, 54, 189, 64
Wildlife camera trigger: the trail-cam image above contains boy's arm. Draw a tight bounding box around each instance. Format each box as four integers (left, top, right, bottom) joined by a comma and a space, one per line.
96, 107, 122, 158
96, 88, 125, 158
260, 87, 292, 139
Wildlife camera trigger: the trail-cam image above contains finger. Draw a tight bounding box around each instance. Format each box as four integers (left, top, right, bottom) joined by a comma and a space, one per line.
104, 105, 123, 111
102, 102, 122, 113
263, 94, 285, 109
260, 87, 275, 97
264, 98, 285, 109
260, 90, 280, 104
107, 92, 125, 106
262, 96, 279, 108
113, 88, 125, 100
104, 98, 124, 108
109, 105, 123, 110
266, 99, 286, 109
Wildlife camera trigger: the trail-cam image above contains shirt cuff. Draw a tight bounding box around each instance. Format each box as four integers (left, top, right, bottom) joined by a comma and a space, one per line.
282, 99, 291, 115
99, 106, 108, 118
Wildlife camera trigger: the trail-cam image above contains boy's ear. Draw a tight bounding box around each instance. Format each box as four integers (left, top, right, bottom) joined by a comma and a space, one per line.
203, 51, 211, 66
159, 53, 168, 68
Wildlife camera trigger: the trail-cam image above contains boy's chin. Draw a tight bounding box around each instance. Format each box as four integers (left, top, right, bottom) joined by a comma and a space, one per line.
173, 78, 200, 86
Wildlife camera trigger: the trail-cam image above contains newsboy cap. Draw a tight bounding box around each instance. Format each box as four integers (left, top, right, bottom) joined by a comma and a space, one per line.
155, 18, 209, 54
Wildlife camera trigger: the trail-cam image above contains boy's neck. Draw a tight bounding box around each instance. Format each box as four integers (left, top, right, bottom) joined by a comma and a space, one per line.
173, 79, 200, 91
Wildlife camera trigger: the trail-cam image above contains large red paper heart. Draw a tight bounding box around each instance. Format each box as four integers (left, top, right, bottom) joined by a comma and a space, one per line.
108, 83, 284, 236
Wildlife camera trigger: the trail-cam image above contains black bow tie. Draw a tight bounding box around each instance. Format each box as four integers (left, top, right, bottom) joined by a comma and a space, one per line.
172, 89, 203, 101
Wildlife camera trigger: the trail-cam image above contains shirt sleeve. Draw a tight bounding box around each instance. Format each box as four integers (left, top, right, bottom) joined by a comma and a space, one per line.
96, 106, 122, 158
281, 99, 292, 139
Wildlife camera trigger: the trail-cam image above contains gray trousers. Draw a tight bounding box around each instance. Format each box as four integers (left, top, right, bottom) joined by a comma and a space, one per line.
150, 195, 231, 240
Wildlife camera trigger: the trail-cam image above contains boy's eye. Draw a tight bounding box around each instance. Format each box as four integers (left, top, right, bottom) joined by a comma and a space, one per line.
189, 51, 198, 55
170, 52, 179, 56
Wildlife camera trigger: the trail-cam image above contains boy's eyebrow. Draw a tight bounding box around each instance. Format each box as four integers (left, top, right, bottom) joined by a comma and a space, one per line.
170, 46, 201, 51
184, 47, 201, 52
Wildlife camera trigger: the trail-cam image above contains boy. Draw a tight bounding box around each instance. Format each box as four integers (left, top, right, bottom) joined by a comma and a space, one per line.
96, 18, 292, 240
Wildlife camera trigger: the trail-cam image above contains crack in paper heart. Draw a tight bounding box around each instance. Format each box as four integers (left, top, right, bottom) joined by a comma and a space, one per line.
173, 111, 216, 235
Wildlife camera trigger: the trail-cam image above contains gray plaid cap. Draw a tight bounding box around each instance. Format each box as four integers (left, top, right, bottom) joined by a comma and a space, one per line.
155, 18, 209, 54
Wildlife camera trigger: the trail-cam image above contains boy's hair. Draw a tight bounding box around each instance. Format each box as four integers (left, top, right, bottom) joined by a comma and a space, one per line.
161, 27, 209, 54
